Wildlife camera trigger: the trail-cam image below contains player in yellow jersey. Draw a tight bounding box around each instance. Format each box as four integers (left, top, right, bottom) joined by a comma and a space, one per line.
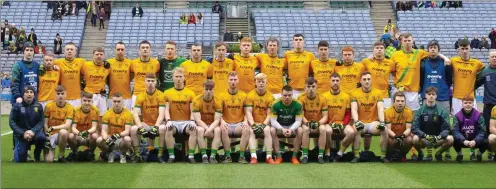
43, 85, 74, 163
131, 40, 160, 107
390, 33, 450, 110
255, 37, 287, 98
451, 38, 485, 114
218, 71, 250, 163
233, 37, 259, 93
163, 68, 198, 163
208, 42, 234, 96
193, 80, 223, 163
322, 73, 355, 162
38, 52, 60, 108
334, 46, 365, 95
351, 72, 388, 163
81, 47, 111, 116
180, 43, 213, 95
245, 73, 276, 164
361, 41, 395, 108
284, 33, 315, 97
107, 42, 133, 110
310, 41, 337, 94
297, 77, 328, 164
67, 92, 100, 162
97, 93, 133, 163
54, 42, 86, 107
130, 73, 166, 163
385, 92, 414, 162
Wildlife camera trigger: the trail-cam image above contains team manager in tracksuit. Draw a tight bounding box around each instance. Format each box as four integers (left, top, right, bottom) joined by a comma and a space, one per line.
475, 50, 496, 137
9, 85, 46, 162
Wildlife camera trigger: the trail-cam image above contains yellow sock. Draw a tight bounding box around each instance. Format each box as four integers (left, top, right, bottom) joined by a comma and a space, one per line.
354, 149, 359, 156
340, 144, 346, 152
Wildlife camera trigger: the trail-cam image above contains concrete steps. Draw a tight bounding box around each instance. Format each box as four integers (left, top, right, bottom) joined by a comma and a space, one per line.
78, 16, 107, 60
370, 1, 397, 36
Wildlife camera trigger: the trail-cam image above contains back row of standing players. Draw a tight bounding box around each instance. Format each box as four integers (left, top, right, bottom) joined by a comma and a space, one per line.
10, 32, 496, 163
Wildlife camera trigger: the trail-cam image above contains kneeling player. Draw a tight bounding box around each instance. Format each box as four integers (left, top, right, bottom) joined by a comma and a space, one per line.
351, 72, 388, 163
131, 73, 166, 163
453, 96, 487, 162
385, 92, 414, 162
193, 80, 222, 163
412, 87, 454, 161
163, 68, 198, 163
322, 73, 355, 162
270, 85, 304, 164
488, 104, 496, 162
297, 77, 328, 164
68, 92, 100, 162
97, 93, 133, 163
218, 71, 251, 163
44, 85, 74, 163
245, 73, 276, 164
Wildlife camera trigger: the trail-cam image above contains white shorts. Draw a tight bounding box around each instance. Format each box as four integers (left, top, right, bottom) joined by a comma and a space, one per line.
66, 99, 81, 107
228, 122, 243, 136
107, 98, 132, 111
49, 133, 59, 149
39, 100, 52, 109
363, 122, 376, 134
383, 98, 392, 108
273, 93, 282, 100
171, 121, 190, 135
92, 94, 107, 116
132, 95, 137, 110
292, 89, 304, 98
452, 98, 477, 114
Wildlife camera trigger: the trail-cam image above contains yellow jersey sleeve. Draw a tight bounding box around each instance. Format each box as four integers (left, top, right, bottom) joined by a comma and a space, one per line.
491, 106, 496, 120
134, 93, 145, 108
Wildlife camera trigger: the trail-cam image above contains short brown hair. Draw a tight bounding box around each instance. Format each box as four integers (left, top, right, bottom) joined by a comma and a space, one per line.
43, 51, 55, 59
425, 86, 438, 95
393, 91, 406, 102
228, 71, 238, 77
462, 95, 474, 102
81, 91, 93, 99
341, 45, 354, 54
55, 85, 66, 92
266, 37, 279, 46
93, 47, 104, 54
165, 41, 176, 46
112, 92, 122, 98
361, 71, 371, 78
330, 73, 341, 79
204, 80, 215, 88
145, 73, 156, 79
402, 32, 413, 39
215, 41, 227, 49
240, 37, 252, 44
373, 41, 385, 48
305, 77, 317, 85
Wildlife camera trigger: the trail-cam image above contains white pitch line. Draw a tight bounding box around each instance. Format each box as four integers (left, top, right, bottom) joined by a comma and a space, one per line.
1, 131, 13, 136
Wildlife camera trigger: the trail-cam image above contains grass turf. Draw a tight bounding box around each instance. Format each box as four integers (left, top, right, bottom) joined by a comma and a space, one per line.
1, 114, 494, 188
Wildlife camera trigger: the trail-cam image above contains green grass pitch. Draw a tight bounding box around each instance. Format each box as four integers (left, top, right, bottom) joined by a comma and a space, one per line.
1, 115, 495, 188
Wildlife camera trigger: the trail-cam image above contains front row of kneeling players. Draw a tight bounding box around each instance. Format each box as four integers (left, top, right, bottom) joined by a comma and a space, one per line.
10, 68, 493, 163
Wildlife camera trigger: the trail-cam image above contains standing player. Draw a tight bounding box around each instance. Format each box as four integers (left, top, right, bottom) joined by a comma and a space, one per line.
475, 50, 496, 160
452, 96, 486, 162
54, 42, 86, 107
284, 34, 315, 97
44, 85, 74, 163
107, 42, 133, 110
322, 73, 355, 162
310, 41, 337, 94
158, 41, 186, 92
361, 42, 395, 107
131, 40, 160, 107
163, 68, 198, 163
193, 80, 223, 163
38, 52, 60, 108
11, 42, 40, 104
245, 73, 276, 164
217, 71, 251, 163
233, 37, 259, 93
81, 47, 111, 117
180, 44, 212, 95
130, 73, 166, 162
256, 37, 287, 98
334, 46, 365, 95
419, 40, 453, 113
270, 85, 304, 164
208, 42, 234, 96
385, 92, 414, 162
351, 72, 388, 163
97, 93, 134, 163
68, 92, 100, 162
412, 87, 453, 161
451, 38, 485, 114
297, 77, 328, 164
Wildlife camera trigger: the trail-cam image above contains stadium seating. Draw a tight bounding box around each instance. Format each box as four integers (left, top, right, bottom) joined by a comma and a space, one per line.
104, 8, 220, 58
329, 1, 368, 9
113, 1, 164, 8
0, 1, 86, 72
189, 1, 304, 9
397, 1, 496, 64
252, 9, 375, 60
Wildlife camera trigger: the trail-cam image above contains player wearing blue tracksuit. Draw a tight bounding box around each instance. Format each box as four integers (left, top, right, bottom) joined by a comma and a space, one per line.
9, 85, 45, 162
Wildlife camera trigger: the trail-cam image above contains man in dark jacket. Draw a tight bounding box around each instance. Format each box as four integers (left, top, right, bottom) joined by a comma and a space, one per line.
27, 28, 38, 47
452, 96, 486, 162
131, 3, 143, 17
223, 29, 234, 42
470, 35, 481, 49
412, 86, 454, 161
9, 85, 46, 162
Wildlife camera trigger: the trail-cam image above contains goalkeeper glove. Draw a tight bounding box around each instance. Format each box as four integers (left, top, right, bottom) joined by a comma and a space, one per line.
355, 121, 365, 131
252, 124, 265, 136
331, 123, 344, 134
356, 82, 362, 88
148, 126, 159, 138
111, 134, 121, 141
105, 138, 115, 146
395, 82, 405, 92
394, 134, 405, 147
103, 60, 111, 69
138, 127, 147, 135
46, 127, 54, 134
425, 135, 439, 144
78, 130, 89, 139
377, 122, 386, 130
308, 121, 319, 130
